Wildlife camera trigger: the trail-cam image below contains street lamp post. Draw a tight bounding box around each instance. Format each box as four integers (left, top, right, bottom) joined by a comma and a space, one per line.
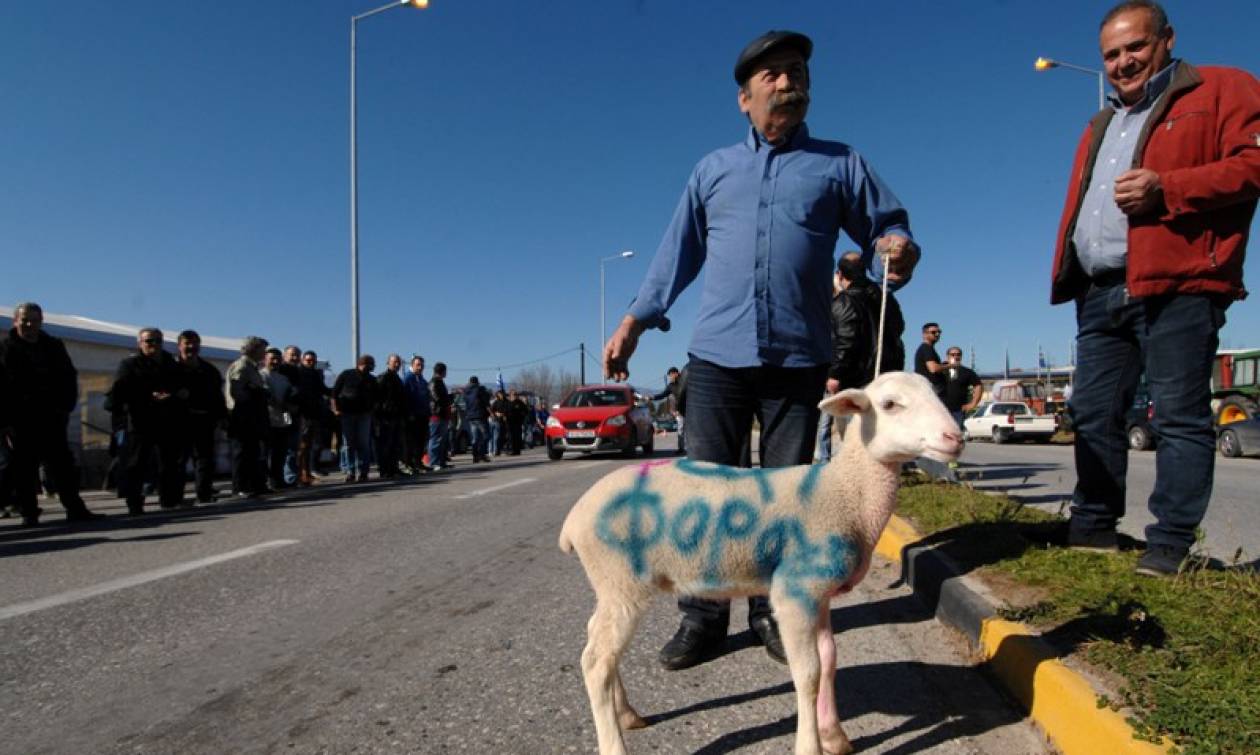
599, 250, 635, 353
1035, 57, 1106, 111
350, 0, 428, 365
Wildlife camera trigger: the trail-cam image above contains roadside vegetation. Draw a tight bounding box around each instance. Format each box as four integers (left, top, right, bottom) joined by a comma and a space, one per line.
896, 475, 1259, 755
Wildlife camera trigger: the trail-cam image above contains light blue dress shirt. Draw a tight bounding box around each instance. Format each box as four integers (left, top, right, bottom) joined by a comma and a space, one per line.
627, 124, 914, 369
1072, 61, 1178, 276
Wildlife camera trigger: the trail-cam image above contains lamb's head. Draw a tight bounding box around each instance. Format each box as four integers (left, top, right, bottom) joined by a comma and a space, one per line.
819, 372, 963, 464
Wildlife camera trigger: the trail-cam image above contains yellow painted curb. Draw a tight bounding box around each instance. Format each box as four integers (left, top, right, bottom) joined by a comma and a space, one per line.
877, 515, 1171, 755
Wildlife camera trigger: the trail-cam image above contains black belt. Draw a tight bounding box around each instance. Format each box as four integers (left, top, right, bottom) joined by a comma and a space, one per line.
1089, 268, 1127, 288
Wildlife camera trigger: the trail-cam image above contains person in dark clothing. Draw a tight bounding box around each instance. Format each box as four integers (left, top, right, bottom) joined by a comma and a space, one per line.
651, 367, 685, 454
176, 330, 226, 503
374, 354, 407, 479
463, 377, 492, 462
818, 253, 906, 462
427, 362, 453, 470
226, 336, 271, 498
295, 350, 330, 485
110, 328, 188, 513
489, 389, 509, 456
0, 303, 100, 526
914, 322, 946, 397
401, 355, 431, 473
506, 389, 528, 455
940, 346, 983, 426
332, 354, 378, 482
277, 345, 304, 486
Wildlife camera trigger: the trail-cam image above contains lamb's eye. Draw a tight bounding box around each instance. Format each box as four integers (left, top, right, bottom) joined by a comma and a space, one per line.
880, 399, 898, 411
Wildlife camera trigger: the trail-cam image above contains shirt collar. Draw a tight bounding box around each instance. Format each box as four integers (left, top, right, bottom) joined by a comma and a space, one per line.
745, 122, 810, 152
1108, 59, 1178, 111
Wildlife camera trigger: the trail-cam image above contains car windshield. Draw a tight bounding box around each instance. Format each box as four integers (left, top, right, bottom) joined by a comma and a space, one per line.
993, 403, 1028, 415
562, 389, 629, 408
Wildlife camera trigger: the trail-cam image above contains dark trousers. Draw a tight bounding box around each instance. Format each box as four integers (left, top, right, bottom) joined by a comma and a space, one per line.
182, 414, 218, 502
231, 430, 266, 495
297, 414, 321, 480
120, 426, 185, 509
427, 418, 449, 467
507, 418, 523, 454
1070, 284, 1224, 552
375, 416, 402, 477
9, 414, 89, 520
267, 426, 292, 487
402, 415, 430, 468
676, 357, 828, 632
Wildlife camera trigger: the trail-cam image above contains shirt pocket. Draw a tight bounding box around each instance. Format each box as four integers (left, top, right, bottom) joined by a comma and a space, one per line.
1143, 110, 1211, 168
778, 173, 840, 234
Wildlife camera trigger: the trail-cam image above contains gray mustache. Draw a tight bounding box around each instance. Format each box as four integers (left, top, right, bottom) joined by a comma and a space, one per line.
769, 90, 809, 109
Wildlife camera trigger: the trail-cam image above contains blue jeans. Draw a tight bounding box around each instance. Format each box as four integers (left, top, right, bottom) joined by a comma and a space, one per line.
467, 419, 490, 460
428, 418, 449, 467
1070, 283, 1224, 551
339, 412, 373, 477
676, 357, 828, 631
816, 393, 835, 463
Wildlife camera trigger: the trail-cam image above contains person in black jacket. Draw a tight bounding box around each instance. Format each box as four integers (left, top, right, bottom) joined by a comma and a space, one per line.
226, 336, 272, 498
0, 303, 100, 526
295, 350, 330, 485
374, 354, 407, 479
332, 354, 377, 482
427, 362, 453, 470
506, 389, 528, 455
175, 330, 226, 503
110, 328, 188, 513
463, 377, 492, 462
818, 253, 906, 461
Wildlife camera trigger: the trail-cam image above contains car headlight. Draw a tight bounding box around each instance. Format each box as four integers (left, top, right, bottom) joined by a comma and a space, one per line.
546, 416, 562, 428
605, 415, 627, 427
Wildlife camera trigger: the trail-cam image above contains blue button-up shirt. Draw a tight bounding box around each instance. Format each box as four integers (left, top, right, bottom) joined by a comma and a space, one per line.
402, 370, 430, 416
627, 124, 914, 369
1073, 60, 1177, 276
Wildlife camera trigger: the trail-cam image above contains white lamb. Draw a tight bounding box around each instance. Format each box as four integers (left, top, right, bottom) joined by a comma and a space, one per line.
558, 371, 963, 755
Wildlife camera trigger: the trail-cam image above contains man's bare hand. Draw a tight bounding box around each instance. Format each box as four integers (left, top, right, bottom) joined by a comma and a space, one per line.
876, 234, 920, 283
1114, 169, 1163, 215
825, 377, 840, 394
603, 316, 644, 382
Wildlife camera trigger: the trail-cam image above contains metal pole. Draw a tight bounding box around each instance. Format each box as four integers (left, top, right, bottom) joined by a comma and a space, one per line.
1097, 71, 1105, 112
580, 343, 586, 385
350, 17, 360, 365
599, 260, 606, 352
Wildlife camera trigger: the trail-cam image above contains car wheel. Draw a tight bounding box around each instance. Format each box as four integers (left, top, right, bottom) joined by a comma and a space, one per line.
1218, 428, 1242, 458
546, 441, 563, 461
1128, 425, 1152, 451
991, 426, 1009, 444
642, 431, 654, 456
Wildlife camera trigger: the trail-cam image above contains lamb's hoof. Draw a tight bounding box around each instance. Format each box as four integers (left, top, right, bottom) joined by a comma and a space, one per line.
820, 725, 853, 755
618, 709, 649, 730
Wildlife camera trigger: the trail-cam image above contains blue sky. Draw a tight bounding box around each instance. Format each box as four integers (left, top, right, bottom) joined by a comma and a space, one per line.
3, 0, 1257, 390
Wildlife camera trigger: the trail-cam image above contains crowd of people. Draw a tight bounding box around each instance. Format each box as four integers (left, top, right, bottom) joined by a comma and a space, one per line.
0, 301, 553, 527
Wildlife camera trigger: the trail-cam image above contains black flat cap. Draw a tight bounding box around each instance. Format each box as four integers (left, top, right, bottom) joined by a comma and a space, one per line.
733, 30, 812, 84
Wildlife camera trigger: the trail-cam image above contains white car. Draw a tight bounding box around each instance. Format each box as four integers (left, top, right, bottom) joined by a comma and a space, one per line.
963, 402, 1058, 444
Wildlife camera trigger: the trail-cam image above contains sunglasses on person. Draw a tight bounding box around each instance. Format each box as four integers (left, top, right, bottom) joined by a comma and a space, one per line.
142, 338, 161, 345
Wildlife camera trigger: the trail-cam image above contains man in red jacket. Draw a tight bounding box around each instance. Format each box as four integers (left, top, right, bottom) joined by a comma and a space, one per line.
1050, 1, 1260, 576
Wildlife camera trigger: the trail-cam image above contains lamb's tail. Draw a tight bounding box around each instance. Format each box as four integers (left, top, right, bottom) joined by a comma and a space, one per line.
558, 509, 576, 554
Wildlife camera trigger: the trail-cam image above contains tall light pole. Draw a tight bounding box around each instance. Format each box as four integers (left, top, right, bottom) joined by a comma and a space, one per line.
599, 250, 635, 352
350, 0, 428, 365
1035, 57, 1106, 111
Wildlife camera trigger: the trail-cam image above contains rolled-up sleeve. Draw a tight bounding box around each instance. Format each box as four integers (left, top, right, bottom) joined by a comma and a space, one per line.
627, 170, 708, 330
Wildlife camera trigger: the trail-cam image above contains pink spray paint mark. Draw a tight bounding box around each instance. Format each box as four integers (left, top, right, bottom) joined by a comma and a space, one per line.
637, 459, 675, 478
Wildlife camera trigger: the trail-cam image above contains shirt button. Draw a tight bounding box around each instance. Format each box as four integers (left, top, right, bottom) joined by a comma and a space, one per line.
1120, 131, 1127, 137
1109, 158, 1116, 164
1099, 184, 1107, 190
1093, 210, 1100, 215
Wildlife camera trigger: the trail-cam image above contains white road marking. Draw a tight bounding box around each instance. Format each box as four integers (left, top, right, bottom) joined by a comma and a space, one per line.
454, 478, 538, 499
0, 539, 299, 622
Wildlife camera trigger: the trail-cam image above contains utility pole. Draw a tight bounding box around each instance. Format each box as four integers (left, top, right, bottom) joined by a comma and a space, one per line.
579, 343, 586, 385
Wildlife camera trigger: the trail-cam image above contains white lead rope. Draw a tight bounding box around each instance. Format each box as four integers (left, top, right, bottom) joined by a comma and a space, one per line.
873, 250, 891, 380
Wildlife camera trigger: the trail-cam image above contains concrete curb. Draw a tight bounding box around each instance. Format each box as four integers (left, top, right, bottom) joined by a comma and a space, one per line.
874, 514, 1170, 755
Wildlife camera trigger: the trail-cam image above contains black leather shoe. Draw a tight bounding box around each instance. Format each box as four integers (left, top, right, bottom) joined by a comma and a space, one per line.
65, 509, 104, 522
749, 616, 788, 665
658, 624, 725, 671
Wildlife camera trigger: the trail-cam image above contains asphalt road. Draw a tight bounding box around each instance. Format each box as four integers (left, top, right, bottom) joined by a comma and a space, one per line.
957, 439, 1259, 564
0, 443, 1048, 754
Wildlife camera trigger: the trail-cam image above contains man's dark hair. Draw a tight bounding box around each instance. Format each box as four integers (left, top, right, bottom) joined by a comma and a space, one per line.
837, 254, 866, 282
284, 344, 300, 354
922, 322, 940, 332
302, 350, 318, 360
667, 366, 680, 375
177, 329, 200, 343
14, 302, 42, 319
139, 327, 163, 341
265, 347, 283, 359
433, 361, 447, 375
468, 375, 479, 385
357, 354, 374, 368
1101, 0, 1170, 35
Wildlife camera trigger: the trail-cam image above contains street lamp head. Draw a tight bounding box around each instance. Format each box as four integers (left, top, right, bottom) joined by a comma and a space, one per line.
620, 250, 635, 259
1034, 57, 1057, 71
406, 0, 429, 7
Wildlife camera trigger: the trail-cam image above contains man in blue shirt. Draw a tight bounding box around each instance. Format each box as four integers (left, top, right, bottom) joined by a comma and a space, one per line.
604, 31, 920, 670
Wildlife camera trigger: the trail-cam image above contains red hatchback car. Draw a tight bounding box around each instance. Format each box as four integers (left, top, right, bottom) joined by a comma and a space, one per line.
545, 384, 655, 460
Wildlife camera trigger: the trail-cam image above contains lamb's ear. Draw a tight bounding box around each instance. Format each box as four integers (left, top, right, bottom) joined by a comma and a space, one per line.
819, 388, 869, 417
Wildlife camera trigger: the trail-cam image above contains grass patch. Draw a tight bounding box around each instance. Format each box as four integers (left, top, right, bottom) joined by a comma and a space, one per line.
895, 474, 1260, 755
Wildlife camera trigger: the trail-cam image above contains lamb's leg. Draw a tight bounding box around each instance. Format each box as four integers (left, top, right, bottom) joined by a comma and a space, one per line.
581, 597, 643, 755
772, 582, 824, 755
614, 670, 648, 730
814, 600, 852, 755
